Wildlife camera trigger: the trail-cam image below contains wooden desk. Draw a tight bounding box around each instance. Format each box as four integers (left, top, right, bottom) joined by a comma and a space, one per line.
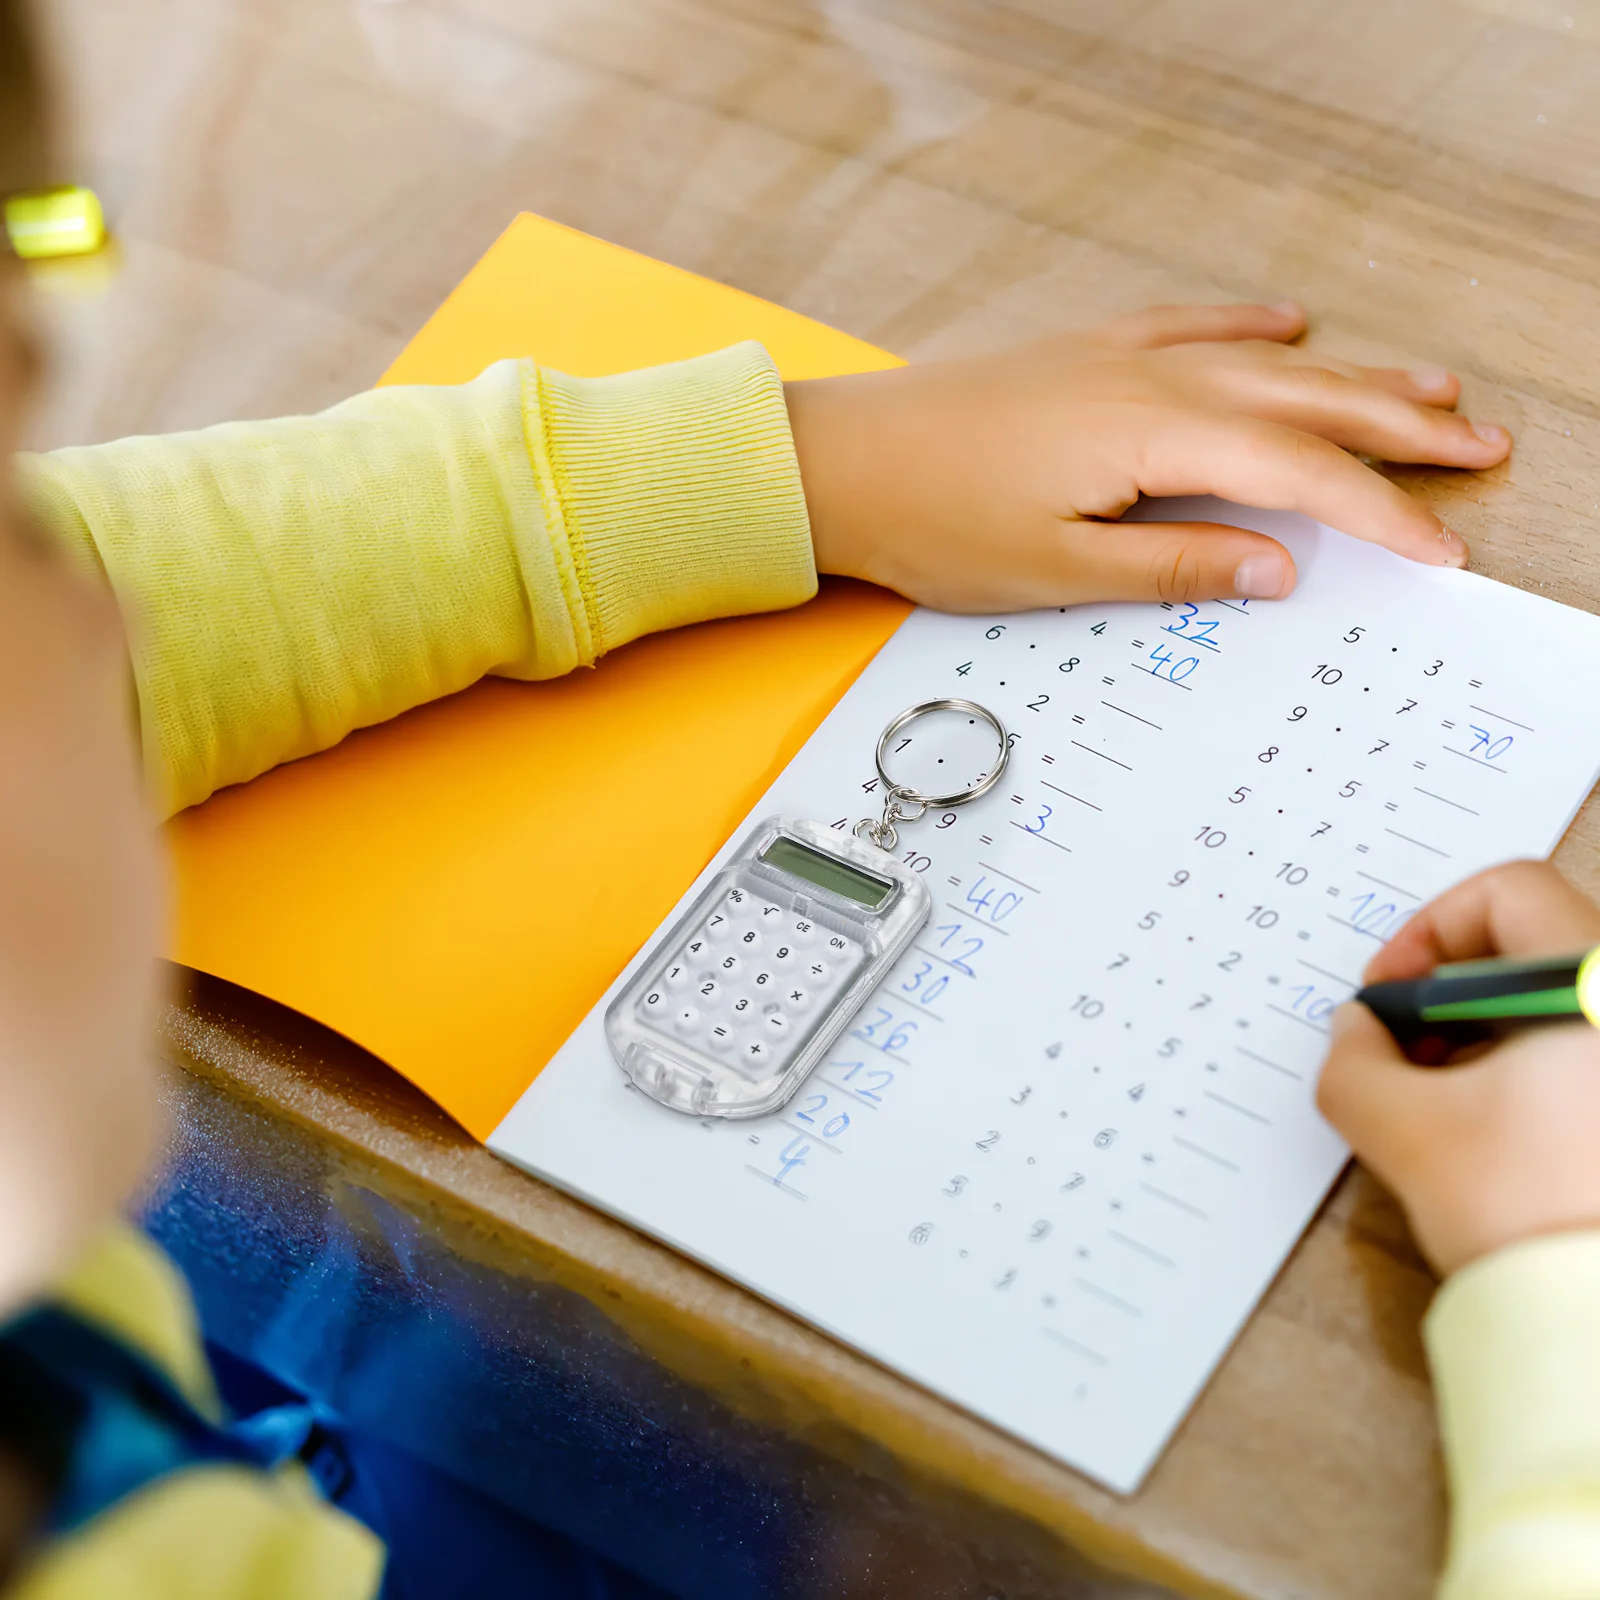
39, 2, 1600, 1595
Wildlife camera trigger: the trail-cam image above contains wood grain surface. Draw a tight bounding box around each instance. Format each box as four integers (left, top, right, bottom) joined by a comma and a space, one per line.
33, 2, 1600, 1595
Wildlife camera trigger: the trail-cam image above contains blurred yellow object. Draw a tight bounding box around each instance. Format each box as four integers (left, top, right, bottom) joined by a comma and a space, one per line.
4, 186, 106, 259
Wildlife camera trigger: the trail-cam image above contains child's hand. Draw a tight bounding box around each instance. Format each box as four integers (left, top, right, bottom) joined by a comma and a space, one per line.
1318, 861, 1600, 1276
788, 302, 1510, 612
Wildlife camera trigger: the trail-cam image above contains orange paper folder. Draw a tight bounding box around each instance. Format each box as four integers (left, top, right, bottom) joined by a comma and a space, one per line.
168, 215, 912, 1140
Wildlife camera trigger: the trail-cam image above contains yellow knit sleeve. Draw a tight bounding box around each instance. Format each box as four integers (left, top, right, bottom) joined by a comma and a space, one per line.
17, 341, 815, 818
1426, 1229, 1600, 1599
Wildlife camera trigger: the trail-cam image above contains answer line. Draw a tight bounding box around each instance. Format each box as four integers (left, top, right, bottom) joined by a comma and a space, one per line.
744, 1166, 807, 1199
813, 1077, 880, 1110
1076, 1278, 1143, 1316
1041, 780, 1103, 811
1237, 1046, 1302, 1081
1072, 740, 1134, 770
1011, 821, 1071, 851
1469, 704, 1534, 732
1413, 786, 1479, 816
1129, 663, 1194, 691
1443, 746, 1508, 774
1328, 914, 1385, 942
1355, 869, 1421, 900
1042, 1327, 1110, 1367
1101, 700, 1162, 730
1109, 1230, 1176, 1268
781, 1119, 842, 1152
1205, 1089, 1272, 1125
1384, 827, 1452, 858
978, 862, 1040, 893
1268, 1002, 1330, 1035
850, 1032, 912, 1063
944, 903, 1010, 935
912, 946, 978, 975
1140, 1182, 1209, 1220
1173, 1136, 1240, 1172
1296, 958, 1357, 988
896, 995, 945, 1021
1212, 600, 1253, 615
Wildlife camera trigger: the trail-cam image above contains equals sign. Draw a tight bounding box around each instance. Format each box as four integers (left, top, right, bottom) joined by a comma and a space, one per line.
1159, 602, 1174, 611
980, 834, 994, 845
1441, 721, 1456, 730
1072, 715, 1086, 725
1101, 676, 1116, 686
1413, 760, 1427, 770
1011, 794, 1025, 805
1469, 678, 1483, 688
948, 876, 962, 887
1356, 843, 1370, 854
1131, 639, 1146, 648
1042, 754, 1056, 765
1384, 801, 1399, 812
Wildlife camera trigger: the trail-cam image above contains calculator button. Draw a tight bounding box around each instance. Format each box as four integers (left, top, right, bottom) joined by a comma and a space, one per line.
709, 1024, 735, 1051
718, 954, 743, 977
805, 959, 830, 982
764, 1011, 790, 1037
641, 989, 668, 1013
784, 986, 811, 1010
737, 928, 762, 952
771, 943, 796, 966
791, 918, 817, 944
745, 1040, 769, 1062
727, 888, 748, 908
824, 934, 854, 957
673, 1006, 700, 1033
751, 970, 775, 992
663, 964, 690, 989
696, 979, 720, 1003
684, 938, 709, 962
731, 996, 753, 1015
758, 903, 784, 922
706, 912, 736, 941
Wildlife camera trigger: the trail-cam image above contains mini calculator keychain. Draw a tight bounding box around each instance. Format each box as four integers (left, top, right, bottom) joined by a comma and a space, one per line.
607, 699, 1010, 1118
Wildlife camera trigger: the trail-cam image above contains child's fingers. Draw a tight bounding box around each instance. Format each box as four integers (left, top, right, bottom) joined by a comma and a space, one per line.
1363, 860, 1600, 983
1055, 520, 1297, 603
1210, 343, 1464, 410
1316, 1001, 1439, 1174
1198, 363, 1508, 468
1086, 301, 1306, 351
1134, 411, 1467, 568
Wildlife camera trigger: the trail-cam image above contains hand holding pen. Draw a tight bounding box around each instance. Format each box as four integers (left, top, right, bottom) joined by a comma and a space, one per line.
1317, 861, 1600, 1275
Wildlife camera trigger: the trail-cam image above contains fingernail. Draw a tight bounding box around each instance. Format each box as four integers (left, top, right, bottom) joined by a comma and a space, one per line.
1437, 524, 1467, 567
1408, 364, 1452, 392
1472, 421, 1510, 448
1234, 552, 1289, 598
1268, 298, 1303, 319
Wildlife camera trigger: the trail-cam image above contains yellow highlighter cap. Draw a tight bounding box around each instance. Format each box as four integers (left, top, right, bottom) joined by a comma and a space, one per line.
1577, 946, 1600, 1028
4, 186, 106, 260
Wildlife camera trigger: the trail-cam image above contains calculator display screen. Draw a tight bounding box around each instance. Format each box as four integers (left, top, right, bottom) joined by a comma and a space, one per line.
760, 835, 893, 909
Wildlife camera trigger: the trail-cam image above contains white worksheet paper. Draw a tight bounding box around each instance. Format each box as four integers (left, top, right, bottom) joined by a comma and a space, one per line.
489, 501, 1600, 1493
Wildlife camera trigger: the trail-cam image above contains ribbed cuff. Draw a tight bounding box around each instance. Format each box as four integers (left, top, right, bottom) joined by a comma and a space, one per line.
1427, 1229, 1600, 1597
527, 341, 817, 656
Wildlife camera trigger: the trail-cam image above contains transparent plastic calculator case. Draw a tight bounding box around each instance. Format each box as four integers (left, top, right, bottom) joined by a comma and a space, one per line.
606, 817, 932, 1118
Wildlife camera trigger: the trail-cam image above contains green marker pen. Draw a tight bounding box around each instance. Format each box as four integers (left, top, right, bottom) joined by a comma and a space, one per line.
1356, 947, 1600, 1060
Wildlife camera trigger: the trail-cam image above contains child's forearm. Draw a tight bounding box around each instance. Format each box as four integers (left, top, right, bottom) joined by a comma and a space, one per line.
1428, 1229, 1600, 1599
18, 342, 815, 817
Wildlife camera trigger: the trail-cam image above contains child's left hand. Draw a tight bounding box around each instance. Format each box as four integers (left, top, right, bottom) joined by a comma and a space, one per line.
787, 300, 1509, 612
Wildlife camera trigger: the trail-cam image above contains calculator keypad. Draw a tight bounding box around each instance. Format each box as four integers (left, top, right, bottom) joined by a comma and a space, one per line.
638, 887, 861, 1070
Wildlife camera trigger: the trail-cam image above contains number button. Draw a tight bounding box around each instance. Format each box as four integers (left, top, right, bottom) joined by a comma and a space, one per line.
696, 979, 720, 1003
752, 969, 774, 990
641, 990, 667, 1013
731, 996, 752, 1015
663, 964, 689, 989
706, 913, 735, 941
684, 938, 708, 963
739, 928, 762, 951
772, 943, 796, 966
719, 954, 742, 977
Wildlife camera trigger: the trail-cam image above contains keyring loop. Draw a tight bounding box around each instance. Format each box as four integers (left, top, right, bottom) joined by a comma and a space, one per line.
874, 698, 1010, 810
